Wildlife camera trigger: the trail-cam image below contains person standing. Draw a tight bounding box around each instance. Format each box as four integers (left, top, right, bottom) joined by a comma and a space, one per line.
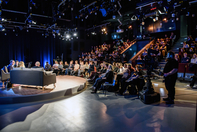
163, 51, 178, 104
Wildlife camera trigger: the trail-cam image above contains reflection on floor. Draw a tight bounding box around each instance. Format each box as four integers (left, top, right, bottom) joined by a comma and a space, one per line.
0, 79, 196, 132
0, 85, 52, 97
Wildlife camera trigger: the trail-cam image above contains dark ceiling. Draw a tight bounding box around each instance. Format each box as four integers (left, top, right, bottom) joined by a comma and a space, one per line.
0, 0, 197, 35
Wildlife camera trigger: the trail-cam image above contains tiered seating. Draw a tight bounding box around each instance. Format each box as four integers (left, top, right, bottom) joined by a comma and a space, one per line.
177, 38, 197, 81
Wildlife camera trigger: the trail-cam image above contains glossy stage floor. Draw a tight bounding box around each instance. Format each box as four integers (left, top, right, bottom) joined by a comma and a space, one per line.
0, 76, 87, 104
0, 77, 197, 132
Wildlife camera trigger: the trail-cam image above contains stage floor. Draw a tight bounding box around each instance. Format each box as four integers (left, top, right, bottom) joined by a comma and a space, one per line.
0, 79, 196, 132
0, 76, 86, 97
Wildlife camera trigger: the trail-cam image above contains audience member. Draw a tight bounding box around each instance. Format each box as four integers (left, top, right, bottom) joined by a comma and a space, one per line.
19, 61, 25, 68
7, 60, 15, 72
181, 52, 190, 63
32, 61, 42, 68
14, 60, 20, 68
44, 62, 51, 71
65, 60, 74, 75
91, 64, 114, 94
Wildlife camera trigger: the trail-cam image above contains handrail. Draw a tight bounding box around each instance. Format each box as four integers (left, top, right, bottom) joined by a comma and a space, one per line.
120, 39, 137, 54
130, 40, 155, 62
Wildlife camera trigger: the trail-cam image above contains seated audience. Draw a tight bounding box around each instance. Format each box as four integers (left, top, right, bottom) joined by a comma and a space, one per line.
188, 48, 195, 55
58, 61, 64, 75
142, 49, 148, 58
32, 61, 42, 68
14, 60, 20, 68
65, 60, 74, 75
44, 62, 51, 71
175, 54, 180, 63
137, 55, 142, 60
119, 65, 144, 95
190, 54, 197, 64
91, 64, 114, 93
78, 61, 86, 76
179, 48, 185, 59
183, 42, 189, 49
181, 52, 190, 63
62, 61, 69, 73
73, 60, 80, 75
88, 61, 94, 75
7, 60, 15, 72
52, 60, 59, 75
19, 61, 25, 68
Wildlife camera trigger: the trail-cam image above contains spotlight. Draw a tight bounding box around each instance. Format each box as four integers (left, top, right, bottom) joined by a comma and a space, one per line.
128, 25, 132, 29
163, 18, 167, 21
13, 29, 15, 32
91, 32, 96, 35
42, 33, 44, 36
101, 28, 106, 32
27, 29, 29, 32
142, 22, 145, 25
66, 34, 70, 39
153, 18, 156, 22
58, 33, 60, 36
73, 33, 77, 36
95, 12, 97, 15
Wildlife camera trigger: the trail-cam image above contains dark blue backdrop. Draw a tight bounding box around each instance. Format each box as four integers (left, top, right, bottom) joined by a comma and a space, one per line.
0, 29, 71, 69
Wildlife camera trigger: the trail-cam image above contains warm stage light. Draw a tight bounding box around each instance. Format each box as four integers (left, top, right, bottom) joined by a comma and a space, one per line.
163, 18, 167, 21
102, 28, 106, 32
153, 18, 156, 22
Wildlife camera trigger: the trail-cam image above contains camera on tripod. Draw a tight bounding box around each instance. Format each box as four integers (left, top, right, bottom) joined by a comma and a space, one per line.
136, 48, 161, 104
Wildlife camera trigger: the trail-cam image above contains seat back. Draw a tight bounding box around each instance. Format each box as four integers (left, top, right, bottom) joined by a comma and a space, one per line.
185, 64, 195, 81
1, 68, 10, 81
4, 66, 8, 73
177, 63, 187, 78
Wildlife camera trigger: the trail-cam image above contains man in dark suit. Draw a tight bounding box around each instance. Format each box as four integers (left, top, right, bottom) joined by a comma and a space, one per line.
91, 64, 114, 93
7, 60, 15, 72
32, 61, 43, 68
14, 60, 20, 68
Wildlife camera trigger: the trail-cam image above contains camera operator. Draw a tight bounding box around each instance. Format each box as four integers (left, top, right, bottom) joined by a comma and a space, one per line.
163, 51, 178, 104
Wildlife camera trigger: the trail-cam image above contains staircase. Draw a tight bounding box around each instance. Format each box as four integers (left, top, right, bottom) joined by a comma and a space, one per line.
158, 37, 187, 71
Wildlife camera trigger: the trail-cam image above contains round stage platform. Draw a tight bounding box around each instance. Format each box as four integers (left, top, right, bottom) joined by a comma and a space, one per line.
0, 76, 87, 104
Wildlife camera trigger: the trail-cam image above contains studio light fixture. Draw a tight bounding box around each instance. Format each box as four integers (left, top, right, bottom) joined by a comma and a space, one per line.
66, 34, 70, 39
